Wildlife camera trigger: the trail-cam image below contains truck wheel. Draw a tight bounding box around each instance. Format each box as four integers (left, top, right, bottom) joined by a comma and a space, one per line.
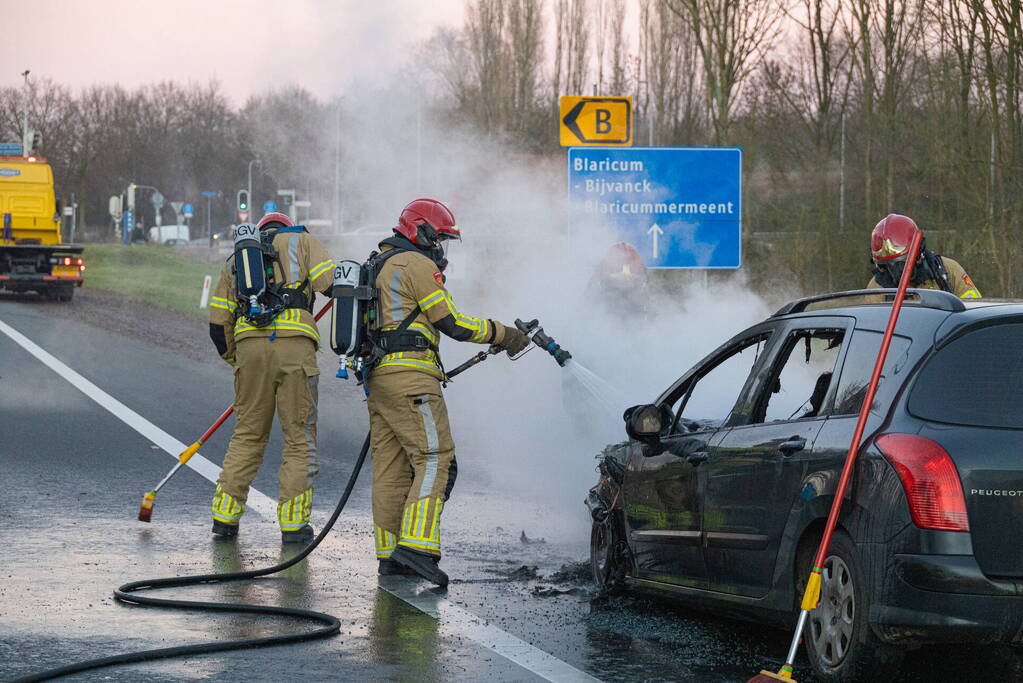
803, 531, 904, 682
590, 509, 627, 595
47, 286, 73, 302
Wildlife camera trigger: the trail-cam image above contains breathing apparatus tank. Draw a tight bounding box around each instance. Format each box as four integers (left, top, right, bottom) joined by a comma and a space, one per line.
329, 259, 371, 378
233, 222, 266, 318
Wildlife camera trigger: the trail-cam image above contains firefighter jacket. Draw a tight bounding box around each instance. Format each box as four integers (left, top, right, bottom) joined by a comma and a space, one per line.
209, 229, 335, 363
867, 256, 981, 299
371, 243, 510, 379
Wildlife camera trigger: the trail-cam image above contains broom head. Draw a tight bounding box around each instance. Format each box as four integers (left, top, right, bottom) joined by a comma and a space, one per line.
138, 491, 156, 522
748, 670, 795, 682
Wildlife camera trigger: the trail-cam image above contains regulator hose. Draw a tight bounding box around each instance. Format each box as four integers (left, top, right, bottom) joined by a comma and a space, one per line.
13, 433, 371, 683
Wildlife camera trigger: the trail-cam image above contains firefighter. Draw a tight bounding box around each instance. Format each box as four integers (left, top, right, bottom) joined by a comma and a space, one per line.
867, 213, 981, 298
207, 212, 336, 543
587, 241, 649, 316
366, 198, 529, 586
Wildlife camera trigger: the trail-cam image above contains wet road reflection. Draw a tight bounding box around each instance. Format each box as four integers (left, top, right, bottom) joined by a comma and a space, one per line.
3, 299, 1022, 683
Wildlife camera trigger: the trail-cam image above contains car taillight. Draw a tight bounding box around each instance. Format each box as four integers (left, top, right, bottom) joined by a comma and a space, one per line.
62, 257, 71, 266
876, 433, 969, 532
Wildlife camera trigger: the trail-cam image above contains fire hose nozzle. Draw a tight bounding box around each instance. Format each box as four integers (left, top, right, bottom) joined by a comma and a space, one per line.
515, 318, 572, 367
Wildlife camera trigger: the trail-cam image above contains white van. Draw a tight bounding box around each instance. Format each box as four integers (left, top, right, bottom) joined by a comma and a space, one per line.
148, 224, 190, 245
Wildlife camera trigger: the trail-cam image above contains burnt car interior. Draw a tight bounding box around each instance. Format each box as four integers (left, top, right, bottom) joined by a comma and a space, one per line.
753, 328, 844, 424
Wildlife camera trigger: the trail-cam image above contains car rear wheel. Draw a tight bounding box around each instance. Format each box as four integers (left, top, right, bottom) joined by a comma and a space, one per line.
590, 509, 626, 595
803, 531, 903, 682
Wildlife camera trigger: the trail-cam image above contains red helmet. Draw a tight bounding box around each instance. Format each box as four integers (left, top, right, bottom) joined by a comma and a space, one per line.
871, 214, 921, 263
395, 198, 460, 246
599, 242, 647, 286
257, 212, 294, 231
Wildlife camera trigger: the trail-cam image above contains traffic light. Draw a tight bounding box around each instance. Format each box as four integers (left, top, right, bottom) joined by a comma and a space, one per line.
237, 189, 249, 212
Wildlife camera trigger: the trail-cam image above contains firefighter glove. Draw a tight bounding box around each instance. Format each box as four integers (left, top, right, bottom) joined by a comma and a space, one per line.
498, 326, 530, 357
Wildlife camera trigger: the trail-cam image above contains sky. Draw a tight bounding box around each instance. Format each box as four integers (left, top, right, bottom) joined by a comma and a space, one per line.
1, 0, 465, 104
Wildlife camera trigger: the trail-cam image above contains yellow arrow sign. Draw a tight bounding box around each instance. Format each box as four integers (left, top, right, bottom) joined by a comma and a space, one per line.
560, 96, 632, 146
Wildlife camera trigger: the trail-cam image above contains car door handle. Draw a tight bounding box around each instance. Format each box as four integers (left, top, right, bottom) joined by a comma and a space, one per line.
686, 452, 709, 465
778, 438, 806, 455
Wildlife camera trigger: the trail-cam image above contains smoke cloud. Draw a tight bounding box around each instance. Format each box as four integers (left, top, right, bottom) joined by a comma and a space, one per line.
319, 77, 773, 544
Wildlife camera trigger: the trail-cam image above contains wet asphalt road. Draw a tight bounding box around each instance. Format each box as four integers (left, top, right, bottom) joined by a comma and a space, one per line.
1, 296, 1021, 682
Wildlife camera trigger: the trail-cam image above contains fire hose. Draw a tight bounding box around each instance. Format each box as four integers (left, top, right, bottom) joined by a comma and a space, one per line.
14, 318, 571, 682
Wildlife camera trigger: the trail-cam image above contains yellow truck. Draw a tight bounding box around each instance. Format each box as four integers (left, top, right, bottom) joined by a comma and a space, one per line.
0, 153, 84, 301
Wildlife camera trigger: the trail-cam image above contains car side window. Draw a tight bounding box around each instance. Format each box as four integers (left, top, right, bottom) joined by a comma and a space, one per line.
832, 331, 911, 415
755, 329, 844, 423
671, 335, 768, 433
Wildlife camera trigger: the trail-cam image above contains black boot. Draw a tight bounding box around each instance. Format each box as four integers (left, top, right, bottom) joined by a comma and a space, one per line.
390, 545, 448, 587
378, 558, 416, 576
281, 524, 314, 544
211, 520, 238, 539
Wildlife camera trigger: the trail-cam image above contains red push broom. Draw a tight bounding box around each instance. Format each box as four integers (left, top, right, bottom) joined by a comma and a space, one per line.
749, 229, 923, 682
138, 299, 335, 522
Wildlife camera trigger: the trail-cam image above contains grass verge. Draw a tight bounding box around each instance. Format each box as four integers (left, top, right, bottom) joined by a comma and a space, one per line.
83, 244, 222, 317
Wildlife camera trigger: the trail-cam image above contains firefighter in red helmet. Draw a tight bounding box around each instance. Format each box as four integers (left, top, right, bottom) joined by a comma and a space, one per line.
867, 214, 980, 298
598, 242, 648, 288
207, 211, 336, 543
587, 242, 649, 316
364, 198, 529, 586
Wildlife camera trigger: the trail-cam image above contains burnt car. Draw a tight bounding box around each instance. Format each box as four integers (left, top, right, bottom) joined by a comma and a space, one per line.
587, 289, 1023, 681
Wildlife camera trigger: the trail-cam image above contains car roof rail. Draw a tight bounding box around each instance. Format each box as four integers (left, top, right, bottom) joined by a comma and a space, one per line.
773, 288, 967, 317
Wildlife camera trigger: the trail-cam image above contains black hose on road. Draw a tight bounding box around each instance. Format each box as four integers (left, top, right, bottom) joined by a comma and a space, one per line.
13, 433, 371, 683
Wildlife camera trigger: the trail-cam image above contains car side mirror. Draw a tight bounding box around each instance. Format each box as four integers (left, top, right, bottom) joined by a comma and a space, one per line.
624, 404, 668, 445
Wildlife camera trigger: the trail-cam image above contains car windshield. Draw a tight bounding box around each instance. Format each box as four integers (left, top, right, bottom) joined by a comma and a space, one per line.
671, 334, 768, 432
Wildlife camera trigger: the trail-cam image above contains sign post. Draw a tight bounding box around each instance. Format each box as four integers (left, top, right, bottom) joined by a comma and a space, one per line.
567, 147, 742, 269
199, 275, 212, 309
150, 190, 165, 227
201, 191, 219, 248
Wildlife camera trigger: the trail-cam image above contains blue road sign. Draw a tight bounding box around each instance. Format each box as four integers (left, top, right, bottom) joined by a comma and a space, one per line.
201, 191, 219, 198
122, 210, 134, 243
182, 203, 194, 217
263, 200, 277, 213
568, 147, 742, 269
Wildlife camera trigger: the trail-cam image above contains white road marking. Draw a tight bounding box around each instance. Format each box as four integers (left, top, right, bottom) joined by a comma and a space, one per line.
0, 317, 275, 515
379, 577, 601, 683
0, 317, 601, 683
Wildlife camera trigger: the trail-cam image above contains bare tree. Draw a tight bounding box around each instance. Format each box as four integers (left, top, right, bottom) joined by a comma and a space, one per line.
774, 0, 852, 153
465, 0, 510, 132
554, 0, 591, 96
607, 0, 629, 96
666, 0, 784, 143
640, 0, 702, 144
507, 0, 546, 130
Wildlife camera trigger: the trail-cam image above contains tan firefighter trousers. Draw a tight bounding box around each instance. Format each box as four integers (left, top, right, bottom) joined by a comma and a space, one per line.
367, 370, 456, 559
211, 335, 320, 532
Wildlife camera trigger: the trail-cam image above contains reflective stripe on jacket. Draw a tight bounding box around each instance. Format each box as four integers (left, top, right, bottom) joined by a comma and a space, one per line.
372, 245, 506, 379
209, 230, 335, 357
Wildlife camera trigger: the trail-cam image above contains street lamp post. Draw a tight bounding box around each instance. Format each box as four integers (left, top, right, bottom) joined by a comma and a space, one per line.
20, 70, 30, 153
202, 191, 219, 248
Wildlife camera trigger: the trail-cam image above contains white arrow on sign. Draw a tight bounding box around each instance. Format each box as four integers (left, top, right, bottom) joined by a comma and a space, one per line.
647, 223, 664, 259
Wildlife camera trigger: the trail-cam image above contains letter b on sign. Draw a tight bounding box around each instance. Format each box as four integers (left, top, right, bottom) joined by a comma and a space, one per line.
595, 109, 612, 134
